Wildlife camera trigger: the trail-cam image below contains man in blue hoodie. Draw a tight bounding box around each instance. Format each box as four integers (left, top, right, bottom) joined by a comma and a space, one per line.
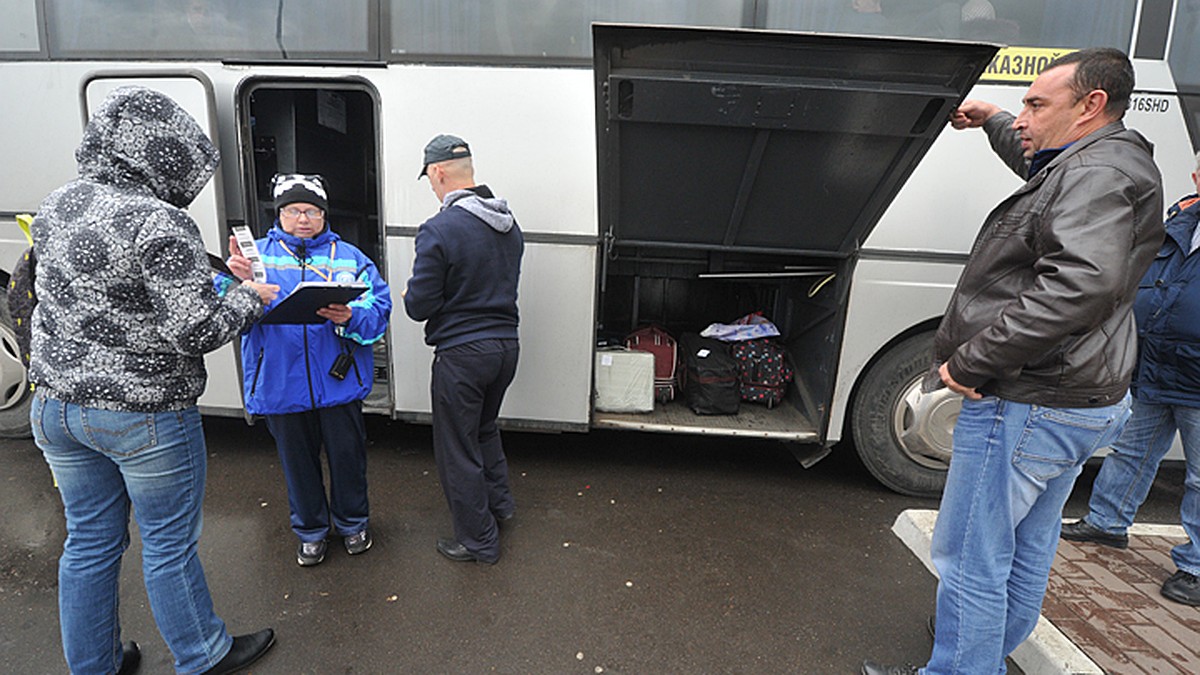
404, 134, 523, 565
228, 173, 392, 568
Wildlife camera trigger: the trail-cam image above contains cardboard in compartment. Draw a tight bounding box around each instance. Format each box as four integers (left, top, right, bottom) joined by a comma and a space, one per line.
594, 347, 655, 413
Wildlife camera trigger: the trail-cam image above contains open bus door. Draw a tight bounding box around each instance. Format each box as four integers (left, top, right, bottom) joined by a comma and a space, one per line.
235, 78, 392, 415
83, 73, 243, 414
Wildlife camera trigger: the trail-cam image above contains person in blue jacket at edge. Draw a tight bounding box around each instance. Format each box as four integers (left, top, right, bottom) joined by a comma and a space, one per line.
1060, 150, 1200, 607
222, 173, 392, 567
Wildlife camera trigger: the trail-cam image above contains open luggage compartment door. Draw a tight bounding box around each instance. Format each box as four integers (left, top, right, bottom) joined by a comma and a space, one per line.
593, 24, 999, 255
591, 25, 998, 442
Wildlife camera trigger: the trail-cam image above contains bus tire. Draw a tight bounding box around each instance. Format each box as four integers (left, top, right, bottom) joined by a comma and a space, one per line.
0, 293, 33, 439
851, 332, 959, 497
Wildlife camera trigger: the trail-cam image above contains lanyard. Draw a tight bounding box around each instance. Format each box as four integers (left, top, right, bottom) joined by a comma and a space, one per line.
278, 240, 337, 283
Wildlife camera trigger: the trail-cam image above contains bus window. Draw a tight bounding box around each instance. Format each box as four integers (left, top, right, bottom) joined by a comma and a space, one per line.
0, 0, 40, 53
43, 0, 374, 60
387, 0, 747, 61
1171, 0, 1200, 149
1035, 1, 1137, 48
764, 0, 1135, 50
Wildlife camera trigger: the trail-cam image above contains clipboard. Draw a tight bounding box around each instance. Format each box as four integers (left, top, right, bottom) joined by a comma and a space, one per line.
207, 252, 233, 277
259, 281, 368, 325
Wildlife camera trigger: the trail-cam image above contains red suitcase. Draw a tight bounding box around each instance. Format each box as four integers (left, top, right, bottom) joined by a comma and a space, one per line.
625, 326, 678, 404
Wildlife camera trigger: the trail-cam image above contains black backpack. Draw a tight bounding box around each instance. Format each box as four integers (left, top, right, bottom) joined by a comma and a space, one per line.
730, 338, 793, 408
6, 246, 35, 367
677, 333, 739, 415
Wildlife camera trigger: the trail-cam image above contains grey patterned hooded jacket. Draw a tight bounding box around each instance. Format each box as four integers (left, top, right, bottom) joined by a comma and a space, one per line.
30, 86, 263, 412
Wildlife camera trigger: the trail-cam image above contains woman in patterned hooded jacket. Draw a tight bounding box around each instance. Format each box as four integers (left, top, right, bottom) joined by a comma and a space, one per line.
29, 86, 278, 675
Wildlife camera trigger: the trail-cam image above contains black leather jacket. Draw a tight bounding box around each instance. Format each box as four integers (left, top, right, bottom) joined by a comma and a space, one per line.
926, 113, 1164, 408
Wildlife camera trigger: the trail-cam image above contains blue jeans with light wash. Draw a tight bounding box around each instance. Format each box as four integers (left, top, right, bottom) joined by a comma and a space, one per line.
32, 393, 234, 674
1082, 399, 1200, 576
922, 394, 1131, 675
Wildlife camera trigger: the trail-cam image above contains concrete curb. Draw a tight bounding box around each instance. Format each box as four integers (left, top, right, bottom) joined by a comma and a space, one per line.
892, 509, 1104, 675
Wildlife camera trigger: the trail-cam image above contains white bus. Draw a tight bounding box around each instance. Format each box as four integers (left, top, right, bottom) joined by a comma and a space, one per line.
1, 1, 1196, 496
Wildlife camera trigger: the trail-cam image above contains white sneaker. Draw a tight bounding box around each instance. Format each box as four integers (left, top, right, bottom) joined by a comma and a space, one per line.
344, 530, 372, 555
297, 540, 327, 566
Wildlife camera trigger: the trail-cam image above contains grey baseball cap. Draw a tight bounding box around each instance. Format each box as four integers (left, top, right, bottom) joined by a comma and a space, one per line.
419, 134, 471, 178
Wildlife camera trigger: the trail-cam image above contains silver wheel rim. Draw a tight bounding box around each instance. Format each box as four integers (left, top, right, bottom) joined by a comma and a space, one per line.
0, 322, 29, 411
891, 374, 960, 469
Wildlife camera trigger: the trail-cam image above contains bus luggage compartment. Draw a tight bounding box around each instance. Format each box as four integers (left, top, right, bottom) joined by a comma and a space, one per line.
590, 25, 997, 441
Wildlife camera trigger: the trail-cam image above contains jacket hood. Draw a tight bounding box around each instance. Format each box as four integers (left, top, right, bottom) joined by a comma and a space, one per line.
75, 86, 220, 208
443, 186, 515, 233
1167, 193, 1200, 220
1162, 193, 1200, 252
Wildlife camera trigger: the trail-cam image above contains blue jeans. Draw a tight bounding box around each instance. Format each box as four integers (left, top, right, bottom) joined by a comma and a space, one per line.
923, 394, 1131, 675
1083, 399, 1200, 576
33, 394, 233, 674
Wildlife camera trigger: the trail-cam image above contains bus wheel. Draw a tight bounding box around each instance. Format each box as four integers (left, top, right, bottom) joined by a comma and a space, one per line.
851, 332, 959, 497
0, 294, 32, 439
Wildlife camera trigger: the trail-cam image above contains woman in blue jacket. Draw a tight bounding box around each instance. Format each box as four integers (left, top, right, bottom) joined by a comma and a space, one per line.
227, 173, 392, 567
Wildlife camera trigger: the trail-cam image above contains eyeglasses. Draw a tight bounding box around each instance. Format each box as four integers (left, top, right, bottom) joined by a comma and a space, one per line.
282, 207, 324, 220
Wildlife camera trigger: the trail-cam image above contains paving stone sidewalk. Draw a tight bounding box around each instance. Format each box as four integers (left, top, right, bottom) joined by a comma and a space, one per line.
893, 511, 1198, 675
1046, 527, 1200, 675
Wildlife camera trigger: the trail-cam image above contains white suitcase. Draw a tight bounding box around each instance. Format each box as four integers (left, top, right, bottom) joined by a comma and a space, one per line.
594, 348, 655, 413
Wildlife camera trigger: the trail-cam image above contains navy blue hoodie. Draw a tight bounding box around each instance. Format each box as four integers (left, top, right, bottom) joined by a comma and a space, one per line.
403, 185, 522, 350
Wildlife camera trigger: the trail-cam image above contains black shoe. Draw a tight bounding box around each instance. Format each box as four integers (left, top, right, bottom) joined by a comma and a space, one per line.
344, 529, 372, 555
1059, 519, 1128, 549
116, 641, 140, 675
861, 661, 919, 675
297, 540, 327, 566
436, 537, 497, 565
1161, 570, 1200, 606
206, 628, 275, 675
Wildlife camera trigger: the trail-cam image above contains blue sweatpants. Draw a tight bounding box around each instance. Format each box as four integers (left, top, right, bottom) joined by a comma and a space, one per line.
266, 400, 368, 542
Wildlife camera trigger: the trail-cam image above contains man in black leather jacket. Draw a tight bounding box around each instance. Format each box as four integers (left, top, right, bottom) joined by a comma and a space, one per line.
864, 48, 1164, 675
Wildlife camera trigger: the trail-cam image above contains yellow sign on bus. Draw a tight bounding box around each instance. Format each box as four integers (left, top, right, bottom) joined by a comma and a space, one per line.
979, 47, 1077, 84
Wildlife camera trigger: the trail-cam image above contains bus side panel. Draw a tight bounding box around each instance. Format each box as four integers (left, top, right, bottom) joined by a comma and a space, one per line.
0, 64, 86, 212
828, 257, 964, 443
387, 236, 433, 416
381, 65, 598, 429
0, 63, 94, 272
380, 66, 597, 237
388, 237, 595, 429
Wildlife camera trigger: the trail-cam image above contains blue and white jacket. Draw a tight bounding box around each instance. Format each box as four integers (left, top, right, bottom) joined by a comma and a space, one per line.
222, 224, 391, 415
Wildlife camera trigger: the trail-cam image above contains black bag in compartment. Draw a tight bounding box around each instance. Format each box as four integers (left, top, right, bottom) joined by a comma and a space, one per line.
678, 333, 739, 415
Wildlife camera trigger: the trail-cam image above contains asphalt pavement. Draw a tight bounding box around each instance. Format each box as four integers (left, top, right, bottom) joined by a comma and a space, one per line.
0, 415, 1185, 674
